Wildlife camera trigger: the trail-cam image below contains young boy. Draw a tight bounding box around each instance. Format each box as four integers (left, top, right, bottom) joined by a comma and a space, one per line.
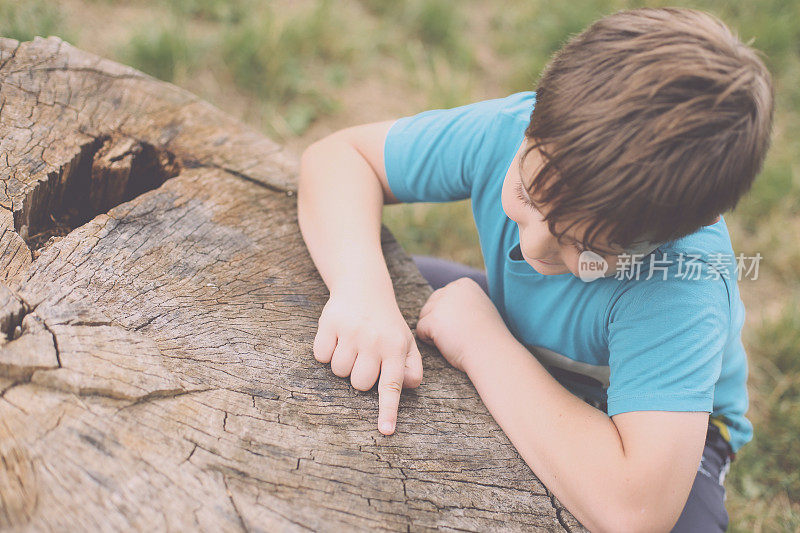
297, 7, 773, 532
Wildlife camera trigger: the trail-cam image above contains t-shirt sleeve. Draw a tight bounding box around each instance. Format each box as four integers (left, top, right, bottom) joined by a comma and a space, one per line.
605, 271, 731, 416
383, 98, 507, 203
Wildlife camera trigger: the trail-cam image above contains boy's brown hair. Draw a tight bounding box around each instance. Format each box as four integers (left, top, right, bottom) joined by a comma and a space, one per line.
522, 7, 774, 252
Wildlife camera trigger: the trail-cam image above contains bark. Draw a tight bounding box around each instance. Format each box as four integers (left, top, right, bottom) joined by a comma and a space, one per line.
0, 36, 583, 532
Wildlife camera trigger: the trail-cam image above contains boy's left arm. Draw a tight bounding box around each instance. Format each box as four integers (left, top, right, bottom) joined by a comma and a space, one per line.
415, 278, 709, 533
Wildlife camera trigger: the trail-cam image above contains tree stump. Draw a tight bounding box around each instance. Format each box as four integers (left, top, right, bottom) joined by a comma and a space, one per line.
0, 36, 584, 532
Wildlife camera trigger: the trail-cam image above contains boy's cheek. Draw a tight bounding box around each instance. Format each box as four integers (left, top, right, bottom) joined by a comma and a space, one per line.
564, 252, 588, 277
500, 180, 519, 223
500, 189, 513, 221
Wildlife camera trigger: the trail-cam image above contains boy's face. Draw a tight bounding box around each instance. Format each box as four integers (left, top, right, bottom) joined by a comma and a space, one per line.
500, 139, 633, 278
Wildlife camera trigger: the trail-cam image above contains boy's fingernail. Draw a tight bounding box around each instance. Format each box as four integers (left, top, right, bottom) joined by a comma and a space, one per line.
380, 421, 393, 434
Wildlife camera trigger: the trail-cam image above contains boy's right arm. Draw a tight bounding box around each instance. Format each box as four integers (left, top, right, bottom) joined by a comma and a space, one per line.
297, 120, 424, 436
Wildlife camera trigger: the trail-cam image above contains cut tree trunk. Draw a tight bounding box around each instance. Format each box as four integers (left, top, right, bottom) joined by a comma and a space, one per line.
0, 36, 583, 532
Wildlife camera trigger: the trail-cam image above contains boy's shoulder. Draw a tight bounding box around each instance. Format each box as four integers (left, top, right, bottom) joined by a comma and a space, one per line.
411, 91, 534, 124
605, 218, 738, 330
656, 215, 739, 284
383, 92, 533, 204
495, 91, 536, 119
445, 91, 534, 132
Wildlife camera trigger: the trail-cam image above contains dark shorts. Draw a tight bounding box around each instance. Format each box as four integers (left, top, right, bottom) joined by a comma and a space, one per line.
412, 254, 734, 532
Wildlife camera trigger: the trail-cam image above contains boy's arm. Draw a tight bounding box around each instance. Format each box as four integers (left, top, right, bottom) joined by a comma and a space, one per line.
299, 119, 401, 295
415, 277, 713, 532
299, 98, 509, 433
298, 120, 423, 434
462, 333, 707, 533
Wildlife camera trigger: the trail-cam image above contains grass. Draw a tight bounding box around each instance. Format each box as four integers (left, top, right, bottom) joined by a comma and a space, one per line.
408, 0, 474, 69
383, 200, 483, 268
218, 1, 352, 136
395, 39, 478, 110
117, 15, 199, 83
727, 295, 800, 531
12, 0, 800, 529
360, 0, 474, 69
490, 0, 621, 92
0, 0, 77, 43
163, 0, 252, 24
116, 0, 362, 138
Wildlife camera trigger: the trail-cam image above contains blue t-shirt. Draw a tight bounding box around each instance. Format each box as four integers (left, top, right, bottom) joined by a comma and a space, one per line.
383, 91, 752, 453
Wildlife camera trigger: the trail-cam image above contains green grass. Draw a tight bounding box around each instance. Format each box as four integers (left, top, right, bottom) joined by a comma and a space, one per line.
354, 0, 477, 109
163, 0, 252, 24
219, 1, 355, 136
115, 0, 361, 137
409, 0, 473, 69
394, 40, 477, 110
383, 200, 484, 268
491, 0, 623, 92
0, 0, 77, 43
727, 297, 800, 530
360, 0, 474, 70
117, 15, 200, 83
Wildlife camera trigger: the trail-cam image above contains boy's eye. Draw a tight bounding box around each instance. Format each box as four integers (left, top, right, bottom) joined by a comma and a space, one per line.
514, 180, 536, 209
513, 180, 614, 257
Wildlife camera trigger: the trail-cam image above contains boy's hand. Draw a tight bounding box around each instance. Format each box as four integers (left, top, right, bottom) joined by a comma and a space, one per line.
313, 290, 423, 436
416, 277, 509, 372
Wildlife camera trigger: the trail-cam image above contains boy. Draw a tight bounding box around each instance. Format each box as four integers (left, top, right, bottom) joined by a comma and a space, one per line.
297, 7, 773, 532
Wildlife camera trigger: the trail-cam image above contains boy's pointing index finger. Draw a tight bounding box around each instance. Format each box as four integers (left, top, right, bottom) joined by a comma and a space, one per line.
377, 354, 406, 435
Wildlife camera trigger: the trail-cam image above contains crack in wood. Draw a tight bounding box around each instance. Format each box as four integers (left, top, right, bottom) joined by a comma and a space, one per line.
180, 157, 292, 195
13, 134, 181, 258
0, 40, 21, 73
39, 319, 61, 368
223, 476, 249, 533
0, 289, 27, 342
548, 487, 575, 532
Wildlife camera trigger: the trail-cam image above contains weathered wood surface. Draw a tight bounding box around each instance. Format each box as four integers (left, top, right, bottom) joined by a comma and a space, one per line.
0, 36, 584, 532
